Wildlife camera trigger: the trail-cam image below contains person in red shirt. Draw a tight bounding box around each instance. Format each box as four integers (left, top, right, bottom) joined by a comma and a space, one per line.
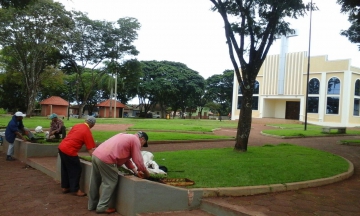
88, 131, 150, 214
58, 116, 97, 196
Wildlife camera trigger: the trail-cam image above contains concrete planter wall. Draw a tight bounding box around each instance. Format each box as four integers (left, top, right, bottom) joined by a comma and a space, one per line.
2, 138, 86, 161
55, 156, 203, 216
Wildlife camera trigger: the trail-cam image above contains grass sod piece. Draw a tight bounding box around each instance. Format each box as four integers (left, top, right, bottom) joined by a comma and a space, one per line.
153, 144, 349, 188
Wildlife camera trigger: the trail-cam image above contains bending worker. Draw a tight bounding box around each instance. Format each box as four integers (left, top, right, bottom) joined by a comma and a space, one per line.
58, 116, 97, 196
88, 131, 150, 214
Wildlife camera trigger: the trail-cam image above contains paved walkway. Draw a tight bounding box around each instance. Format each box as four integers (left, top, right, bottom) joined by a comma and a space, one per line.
1, 122, 360, 215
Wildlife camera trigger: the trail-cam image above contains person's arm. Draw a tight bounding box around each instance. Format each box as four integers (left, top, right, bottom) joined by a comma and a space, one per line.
87, 147, 96, 156
83, 128, 97, 155
130, 142, 148, 178
15, 131, 27, 141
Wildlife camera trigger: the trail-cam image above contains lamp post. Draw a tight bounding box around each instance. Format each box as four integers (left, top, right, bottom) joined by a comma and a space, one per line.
66, 80, 77, 120
304, 0, 313, 131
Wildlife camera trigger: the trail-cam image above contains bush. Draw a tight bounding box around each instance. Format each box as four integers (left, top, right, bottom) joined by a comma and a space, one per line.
0, 108, 7, 114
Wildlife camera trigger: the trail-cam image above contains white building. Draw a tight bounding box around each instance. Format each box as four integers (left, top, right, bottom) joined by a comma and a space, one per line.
231, 51, 360, 127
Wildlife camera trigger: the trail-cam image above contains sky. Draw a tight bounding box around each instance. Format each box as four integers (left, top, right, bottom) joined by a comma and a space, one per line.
56, 0, 360, 80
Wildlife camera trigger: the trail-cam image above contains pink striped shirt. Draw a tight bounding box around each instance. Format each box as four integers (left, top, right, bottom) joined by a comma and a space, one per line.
92, 133, 146, 172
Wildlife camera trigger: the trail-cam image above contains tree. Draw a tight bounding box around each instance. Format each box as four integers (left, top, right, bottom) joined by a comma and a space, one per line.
206, 69, 234, 115
0, 0, 33, 9
337, 0, 360, 49
60, 12, 141, 117
210, 0, 308, 151
138, 61, 205, 118
0, 0, 73, 115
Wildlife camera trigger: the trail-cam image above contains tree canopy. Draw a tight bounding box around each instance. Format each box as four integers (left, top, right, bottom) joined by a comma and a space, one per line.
60, 11, 141, 117
337, 0, 360, 49
139, 61, 205, 117
0, 0, 73, 115
210, 0, 308, 151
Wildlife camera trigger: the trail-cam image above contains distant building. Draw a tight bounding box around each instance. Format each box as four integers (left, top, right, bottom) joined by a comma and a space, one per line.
39, 96, 69, 118
231, 51, 360, 127
96, 99, 126, 118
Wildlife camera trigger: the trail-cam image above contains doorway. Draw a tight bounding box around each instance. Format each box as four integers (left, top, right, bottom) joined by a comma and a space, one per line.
285, 101, 300, 120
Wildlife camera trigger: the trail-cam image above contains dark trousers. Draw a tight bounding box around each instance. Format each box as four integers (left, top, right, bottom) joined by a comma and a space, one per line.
54, 126, 67, 139
58, 149, 81, 192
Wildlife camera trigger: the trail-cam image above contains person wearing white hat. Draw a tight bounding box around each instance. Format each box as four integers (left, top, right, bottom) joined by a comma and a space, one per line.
4, 111, 35, 161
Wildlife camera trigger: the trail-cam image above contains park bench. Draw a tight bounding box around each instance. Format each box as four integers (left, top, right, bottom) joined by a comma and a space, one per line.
321, 127, 346, 134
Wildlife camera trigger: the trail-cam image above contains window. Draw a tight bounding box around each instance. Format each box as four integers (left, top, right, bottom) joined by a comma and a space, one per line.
354, 80, 360, 116
237, 81, 259, 110
237, 96, 259, 110
327, 77, 340, 94
309, 78, 320, 94
355, 80, 360, 96
307, 97, 319, 113
326, 77, 340, 114
354, 99, 360, 116
307, 78, 320, 113
327, 97, 339, 114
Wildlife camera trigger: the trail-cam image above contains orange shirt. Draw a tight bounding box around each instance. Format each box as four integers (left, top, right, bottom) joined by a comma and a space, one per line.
58, 123, 96, 156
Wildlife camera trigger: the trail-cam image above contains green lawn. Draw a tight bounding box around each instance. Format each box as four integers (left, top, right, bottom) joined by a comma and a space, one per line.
0, 116, 237, 132
263, 124, 360, 137
80, 144, 349, 188
1, 116, 352, 188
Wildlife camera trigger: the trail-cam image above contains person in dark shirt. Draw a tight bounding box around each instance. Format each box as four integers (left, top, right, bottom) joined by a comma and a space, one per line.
5, 111, 35, 161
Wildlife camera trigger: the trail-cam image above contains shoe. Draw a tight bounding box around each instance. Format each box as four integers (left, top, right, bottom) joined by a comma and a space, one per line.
96, 208, 116, 214
62, 188, 70, 194
6, 156, 15, 161
75, 190, 87, 197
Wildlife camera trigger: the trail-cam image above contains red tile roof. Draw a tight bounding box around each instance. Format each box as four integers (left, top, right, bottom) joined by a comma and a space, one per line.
39, 96, 69, 106
97, 99, 126, 108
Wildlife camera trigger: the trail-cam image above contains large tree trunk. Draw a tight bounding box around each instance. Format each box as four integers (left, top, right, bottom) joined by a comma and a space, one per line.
234, 90, 253, 152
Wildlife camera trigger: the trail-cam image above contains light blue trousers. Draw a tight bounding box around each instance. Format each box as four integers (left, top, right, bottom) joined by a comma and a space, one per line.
7, 128, 34, 156
7, 142, 14, 156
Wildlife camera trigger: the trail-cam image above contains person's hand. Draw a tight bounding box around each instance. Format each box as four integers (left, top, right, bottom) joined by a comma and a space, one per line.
137, 171, 145, 179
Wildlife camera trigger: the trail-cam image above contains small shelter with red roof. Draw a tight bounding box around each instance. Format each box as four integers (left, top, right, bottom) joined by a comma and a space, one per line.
39, 96, 69, 118
97, 99, 126, 118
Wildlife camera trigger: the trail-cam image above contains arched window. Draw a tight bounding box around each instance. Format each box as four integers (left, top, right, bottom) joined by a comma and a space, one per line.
237, 81, 259, 110
326, 77, 340, 114
355, 80, 360, 96
327, 77, 340, 94
309, 78, 320, 94
354, 79, 360, 116
307, 78, 320, 113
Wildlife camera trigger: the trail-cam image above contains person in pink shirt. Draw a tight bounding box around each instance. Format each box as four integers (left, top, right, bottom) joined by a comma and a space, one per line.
88, 131, 150, 214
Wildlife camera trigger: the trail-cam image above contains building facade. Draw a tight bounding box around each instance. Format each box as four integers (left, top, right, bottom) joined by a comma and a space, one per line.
231, 51, 360, 127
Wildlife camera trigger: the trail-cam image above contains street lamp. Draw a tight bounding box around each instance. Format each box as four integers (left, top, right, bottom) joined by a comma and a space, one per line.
65, 80, 77, 120
304, 0, 313, 131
